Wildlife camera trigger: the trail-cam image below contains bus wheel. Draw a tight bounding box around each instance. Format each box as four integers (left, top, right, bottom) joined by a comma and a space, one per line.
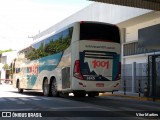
43, 78, 51, 96
51, 79, 59, 97
17, 81, 23, 93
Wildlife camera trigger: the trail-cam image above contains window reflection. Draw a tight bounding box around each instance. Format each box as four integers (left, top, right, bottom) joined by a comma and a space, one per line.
26, 27, 73, 60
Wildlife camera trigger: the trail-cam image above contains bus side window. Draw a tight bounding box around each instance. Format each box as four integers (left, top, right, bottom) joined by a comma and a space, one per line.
62, 28, 73, 46
33, 40, 45, 50
16, 68, 20, 73
54, 32, 63, 42
63, 30, 69, 39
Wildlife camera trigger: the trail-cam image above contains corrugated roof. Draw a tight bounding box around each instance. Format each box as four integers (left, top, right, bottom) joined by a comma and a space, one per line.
90, 0, 160, 11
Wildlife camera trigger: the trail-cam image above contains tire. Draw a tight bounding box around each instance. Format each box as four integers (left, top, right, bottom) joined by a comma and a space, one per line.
43, 78, 51, 96
50, 79, 59, 97
17, 81, 23, 93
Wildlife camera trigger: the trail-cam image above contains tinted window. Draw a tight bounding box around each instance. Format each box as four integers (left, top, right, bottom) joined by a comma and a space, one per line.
16, 68, 20, 73
54, 32, 63, 41
62, 28, 73, 45
138, 24, 160, 49
33, 40, 44, 49
44, 37, 52, 45
80, 23, 120, 43
27, 27, 73, 60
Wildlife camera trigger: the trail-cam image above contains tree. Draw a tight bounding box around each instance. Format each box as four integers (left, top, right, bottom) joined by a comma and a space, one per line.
0, 49, 13, 54
3, 64, 9, 70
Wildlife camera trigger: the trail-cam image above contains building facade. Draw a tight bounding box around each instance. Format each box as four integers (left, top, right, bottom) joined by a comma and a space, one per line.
0, 51, 17, 80
118, 12, 160, 93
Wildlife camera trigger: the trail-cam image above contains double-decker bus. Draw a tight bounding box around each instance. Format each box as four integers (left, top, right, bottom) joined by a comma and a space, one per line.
12, 21, 121, 97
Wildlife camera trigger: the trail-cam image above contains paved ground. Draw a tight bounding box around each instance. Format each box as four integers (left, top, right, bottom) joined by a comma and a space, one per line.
0, 83, 160, 120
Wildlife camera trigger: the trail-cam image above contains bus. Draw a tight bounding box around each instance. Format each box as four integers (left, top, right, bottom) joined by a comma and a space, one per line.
12, 21, 121, 97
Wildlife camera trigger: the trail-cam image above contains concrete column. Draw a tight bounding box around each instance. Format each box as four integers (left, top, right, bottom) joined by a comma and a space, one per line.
132, 62, 136, 93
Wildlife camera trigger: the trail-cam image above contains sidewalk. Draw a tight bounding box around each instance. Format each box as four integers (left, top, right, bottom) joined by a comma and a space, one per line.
100, 91, 160, 102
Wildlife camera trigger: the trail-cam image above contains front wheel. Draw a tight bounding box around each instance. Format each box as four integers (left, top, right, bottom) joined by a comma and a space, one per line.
17, 81, 23, 93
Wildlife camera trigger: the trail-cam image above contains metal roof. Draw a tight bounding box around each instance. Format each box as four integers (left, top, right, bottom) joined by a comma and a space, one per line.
89, 0, 160, 11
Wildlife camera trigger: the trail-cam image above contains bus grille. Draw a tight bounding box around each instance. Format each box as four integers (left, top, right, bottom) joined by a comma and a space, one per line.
84, 50, 116, 59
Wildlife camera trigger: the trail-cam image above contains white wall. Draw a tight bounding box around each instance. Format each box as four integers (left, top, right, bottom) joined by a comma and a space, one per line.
2, 51, 17, 65
0, 63, 5, 79
0, 51, 17, 79
123, 55, 148, 64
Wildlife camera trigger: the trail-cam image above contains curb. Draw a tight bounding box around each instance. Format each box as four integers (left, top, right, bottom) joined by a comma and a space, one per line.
99, 93, 160, 102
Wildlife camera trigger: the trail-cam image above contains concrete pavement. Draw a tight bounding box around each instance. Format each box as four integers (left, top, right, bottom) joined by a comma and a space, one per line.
1, 82, 160, 102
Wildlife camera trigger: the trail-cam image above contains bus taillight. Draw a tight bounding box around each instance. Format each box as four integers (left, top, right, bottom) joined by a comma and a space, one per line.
73, 60, 84, 80
80, 21, 84, 24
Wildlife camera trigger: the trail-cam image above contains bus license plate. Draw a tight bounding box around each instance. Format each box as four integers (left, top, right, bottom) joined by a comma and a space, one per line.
96, 83, 104, 87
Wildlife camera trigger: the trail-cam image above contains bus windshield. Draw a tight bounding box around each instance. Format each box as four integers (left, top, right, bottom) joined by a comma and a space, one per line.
80, 22, 120, 43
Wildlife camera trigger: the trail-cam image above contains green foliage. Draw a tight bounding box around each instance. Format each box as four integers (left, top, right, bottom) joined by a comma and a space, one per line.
0, 49, 13, 54
27, 35, 71, 60
3, 64, 9, 70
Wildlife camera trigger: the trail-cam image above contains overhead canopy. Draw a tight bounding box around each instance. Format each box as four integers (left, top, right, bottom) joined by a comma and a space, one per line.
89, 0, 160, 11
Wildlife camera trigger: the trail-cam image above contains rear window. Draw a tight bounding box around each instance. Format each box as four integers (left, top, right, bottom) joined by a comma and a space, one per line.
80, 22, 120, 43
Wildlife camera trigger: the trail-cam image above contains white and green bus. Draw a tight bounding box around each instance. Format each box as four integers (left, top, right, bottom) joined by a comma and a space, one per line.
12, 21, 121, 97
